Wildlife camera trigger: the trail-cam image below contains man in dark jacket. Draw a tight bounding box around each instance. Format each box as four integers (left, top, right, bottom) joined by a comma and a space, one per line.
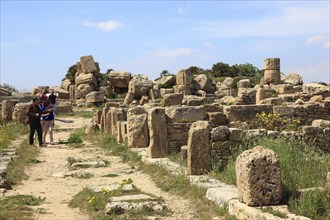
26, 96, 44, 147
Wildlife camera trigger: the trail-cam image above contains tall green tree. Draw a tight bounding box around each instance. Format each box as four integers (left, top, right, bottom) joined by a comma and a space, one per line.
65, 64, 77, 84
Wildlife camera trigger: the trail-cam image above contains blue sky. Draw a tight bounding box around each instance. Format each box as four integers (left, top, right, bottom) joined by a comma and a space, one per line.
1, 1, 329, 91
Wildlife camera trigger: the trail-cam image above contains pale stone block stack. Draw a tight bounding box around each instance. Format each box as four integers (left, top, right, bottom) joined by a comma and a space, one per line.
256, 86, 278, 104
12, 102, 30, 123
263, 58, 281, 85
236, 145, 282, 206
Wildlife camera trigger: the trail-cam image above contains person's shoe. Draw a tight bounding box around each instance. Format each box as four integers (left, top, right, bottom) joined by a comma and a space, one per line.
50, 142, 55, 145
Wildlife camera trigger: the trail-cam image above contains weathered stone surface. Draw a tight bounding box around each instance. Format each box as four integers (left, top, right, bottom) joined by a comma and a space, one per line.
224, 105, 273, 122
256, 87, 278, 104
12, 102, 30, 123
273, 106, 295, 117
159, 88, 174, 98
85, 91, 104, 103
147, 108, 169, 158
194, 74, 215, 93
187, 121, 210, 175
94, 109, 102, 124
76, 73, 97, 87
75, 83, 94, 99
148, 88, 160, 102
173, 85, 192, 95
263, 70, 281, 85
155, 75, 176, 88
185, 95, 205, 106
123, 92, 134, 105
1, 100, 18, 121
176, 69, 192, 85
127, 106, 149, 148
275, 84, 294, 94
56, 102, 73, 114
284, 73, 303, 85
99, 86, 114, 98
80, 55, 97, 73
181, 145, 188, 161
309, 95, 323, 103
222, 77, 234, 88
264, 58, 280, 70
237, 79, 251, 88
165, 106, 206, 123
163, 93, 183, 106
303, 83, 328, 93
127, 75, 153, 100
0, 87, 12, 96
236, 145, 282, 206
108, 71, 132, 88
211, 126, 230, 141
311, 119, 330, 129
207, 112, 227, 127
61, 78, 72, 91
229, 128, 245, 141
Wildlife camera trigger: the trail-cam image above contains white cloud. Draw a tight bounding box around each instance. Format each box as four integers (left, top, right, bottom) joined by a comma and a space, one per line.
191, 5, 329, 38
204, 42, 215, 49
155, 48, 193, 58
178, 5, 191, 14
24, 37, 38, 44
306, 35, 330, 48
83, 19, 124, 31
286, 61, 330, 84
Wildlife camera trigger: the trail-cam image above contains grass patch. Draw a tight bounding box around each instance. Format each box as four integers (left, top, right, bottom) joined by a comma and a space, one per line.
0, 194, 44, 220
0, 121, 28, 150
6, 140, 40, 184
260, 207, 286, 218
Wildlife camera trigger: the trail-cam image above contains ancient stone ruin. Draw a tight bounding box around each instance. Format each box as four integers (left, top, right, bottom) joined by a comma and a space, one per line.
1, 55, 329, 219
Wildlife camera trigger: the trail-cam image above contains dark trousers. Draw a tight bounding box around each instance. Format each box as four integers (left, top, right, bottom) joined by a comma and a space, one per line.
29, 121, 42, 145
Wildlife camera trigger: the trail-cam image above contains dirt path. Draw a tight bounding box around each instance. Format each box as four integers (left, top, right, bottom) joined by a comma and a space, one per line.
6, 116, 196, 219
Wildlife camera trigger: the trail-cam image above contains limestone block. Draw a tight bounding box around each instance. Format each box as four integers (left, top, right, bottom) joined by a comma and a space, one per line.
139, 95, 149, 105
229, 128, 245, 141
99, 86, 114, 98
185, 95, 205, 106
264, 58, 280, 70
155, 75, 176, 88
80, 55, 97, 73
236, 145, 282, 206
275, 84, 294, 94
61, 78, 72, 91
2, 100, 19, 121
147, 108, 169, 158
224, 105, 273, 122
121, 122, 128, 144
237, 79, 251, 88
284, 73, 303, 85
211, 126, 230, 141
101, 107, 110, 131
273, 106, 295, 117
187, 121, 210, 175
181, 145, 188, 161
207, 112, 227, 127
12, 102, 30, 123
194, 74, 215, 93
160, 88, 174, 98
111, 108, 126, 136
309, 95, 323, 103
128, 75, 153, 99
75, 83, 94, 99
311, 119, 330, 129
56, 102, 73, 114
256, 87, 278, 104
85, 91, 104, 103
303, 83, 328, 93
0, 87, 12, 96
94, 109, 102, 124
76, 73, 97, 87
263, 70, 281, 85
173, 85, 192, 95
127, 106, 149, 148
108, 71, 132, 88
124, 92, 134, 105
165, 106, 206, 123
148, 88, 160, 101
222, 77, 234, 88
163, 93, 183, 106
176, 69, 192, 85
116, 121, 123, 144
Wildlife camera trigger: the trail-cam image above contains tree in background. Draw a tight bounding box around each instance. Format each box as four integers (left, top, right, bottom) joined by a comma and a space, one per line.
64, 64, 77, 84
160, 70, 172, 77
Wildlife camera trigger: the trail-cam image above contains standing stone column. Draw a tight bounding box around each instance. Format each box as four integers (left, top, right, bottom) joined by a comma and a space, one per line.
176, 69, 192, 85
127, 106, 149, 148
236, 145, 282, 206
147, 108, 169, 158
187, 121, 210, 175
2, 100, 18, 121
263, 58, 281, 85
